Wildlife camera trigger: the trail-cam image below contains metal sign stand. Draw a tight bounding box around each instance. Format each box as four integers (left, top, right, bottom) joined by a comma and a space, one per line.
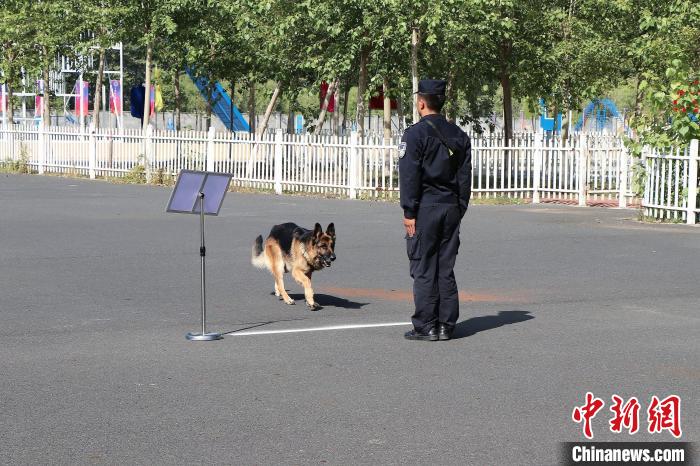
166, 170, 232, 341
190, 191, 219, 341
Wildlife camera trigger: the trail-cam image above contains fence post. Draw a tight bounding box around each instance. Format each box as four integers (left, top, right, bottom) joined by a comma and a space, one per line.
618, 144, 629, 209
578, 132, 587, 206
687, 139, 699, 225
38, 121, 46, 175
88, 124, 96, 179
532, 133, 542, 203
144, 124, 153, 183
274, 130, 283, 195
206, 125, 215, 172
348, 131, 358, 199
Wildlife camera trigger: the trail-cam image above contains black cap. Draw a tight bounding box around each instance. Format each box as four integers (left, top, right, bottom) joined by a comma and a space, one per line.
417, 79, 447, 95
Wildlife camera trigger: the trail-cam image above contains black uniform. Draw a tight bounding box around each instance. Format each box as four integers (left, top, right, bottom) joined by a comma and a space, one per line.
399, 113, 472, 333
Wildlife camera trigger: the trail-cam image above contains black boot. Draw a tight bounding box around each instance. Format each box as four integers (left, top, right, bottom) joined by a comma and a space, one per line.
404, 327, 438, 341
438, 323, 453, 341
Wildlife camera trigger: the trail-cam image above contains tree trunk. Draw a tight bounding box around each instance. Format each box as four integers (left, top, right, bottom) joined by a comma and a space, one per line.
93, 47, 106, 128
173, 70, 181, 131
42, 58, 51, 127
397, 94, 404, 132
258, 81, 281, 137
341, 81, 350, 134
332, 85, 340, 135
500, 72, 513, 143
315, 78, 337, 135
7, 83, 14, 125
356, 48, 369, 136
634, 75, 643, 121
499, 40, 513, 144
287, 97, 295, 134
248, 81, 256, 134
205, 78, 213, 131
445, 68, 456, 123
411, 26, 420, 124
142, 42, 152, 131
382, 77, 392, 141
229, 81, 235, 132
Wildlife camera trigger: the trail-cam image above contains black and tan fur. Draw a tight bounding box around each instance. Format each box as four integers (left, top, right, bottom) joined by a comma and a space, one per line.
252, 222, 336, 310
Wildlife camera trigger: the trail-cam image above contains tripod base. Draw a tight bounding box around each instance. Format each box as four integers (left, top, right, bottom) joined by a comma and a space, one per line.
186, 332, 223, 341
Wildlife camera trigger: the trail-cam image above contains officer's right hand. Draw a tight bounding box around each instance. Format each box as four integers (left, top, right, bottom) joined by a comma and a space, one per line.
403, 217, 416, 237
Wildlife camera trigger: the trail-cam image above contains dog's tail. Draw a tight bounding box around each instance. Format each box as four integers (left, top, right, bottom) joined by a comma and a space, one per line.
251, 235, 268, 269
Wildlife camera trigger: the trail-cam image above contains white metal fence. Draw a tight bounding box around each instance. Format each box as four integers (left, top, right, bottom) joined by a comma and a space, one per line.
5, 125, 697, 223
642, 139, 699, 224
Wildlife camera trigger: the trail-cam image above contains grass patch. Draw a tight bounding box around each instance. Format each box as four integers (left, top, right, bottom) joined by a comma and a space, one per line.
0, 144, 31, 174
638, 212, 686, 224
471, 196, 529, 205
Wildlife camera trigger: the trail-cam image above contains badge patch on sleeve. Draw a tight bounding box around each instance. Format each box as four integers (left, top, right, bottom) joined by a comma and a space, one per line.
398, 142, 407, 158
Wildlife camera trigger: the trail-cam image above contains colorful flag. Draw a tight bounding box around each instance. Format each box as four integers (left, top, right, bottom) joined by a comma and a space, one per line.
149, 84, 155, 118
74, 80, 89, 116
154, 84, 163, 112
369, 87, 398, 110
0, 84, 7, 114
319, 81, 336, 113
35, 80, 45, 117
109, 80, 122, 115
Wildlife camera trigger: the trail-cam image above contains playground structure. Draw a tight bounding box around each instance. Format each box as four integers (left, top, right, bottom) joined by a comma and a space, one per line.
537, 98, 629, 135
185, 68, 250, 132
539, 99, 563, 133
575, 98, 627, 133
0, 40, 124, 130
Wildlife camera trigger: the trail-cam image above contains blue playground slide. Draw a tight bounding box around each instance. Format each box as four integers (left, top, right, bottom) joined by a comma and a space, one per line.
574, 98, 621, 131
186, 67, 250, 132
539, 98, 562, 132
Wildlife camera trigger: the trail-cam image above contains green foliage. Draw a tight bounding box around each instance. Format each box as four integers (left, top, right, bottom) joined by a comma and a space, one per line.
0, 0, 698, 140
122, 164, 146, 184
0, 143, 30, 174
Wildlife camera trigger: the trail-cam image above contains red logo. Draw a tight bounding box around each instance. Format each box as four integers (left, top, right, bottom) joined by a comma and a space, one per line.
572, 392, 605, 439
609, 395, 640, 434
648, 395, 682, 438
572, 393, 682, 439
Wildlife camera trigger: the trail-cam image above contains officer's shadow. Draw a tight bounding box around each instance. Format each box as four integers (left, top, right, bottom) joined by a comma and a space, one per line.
452, 310, 534, 339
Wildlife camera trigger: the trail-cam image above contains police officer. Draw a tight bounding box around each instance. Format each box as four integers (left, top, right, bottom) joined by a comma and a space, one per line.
399, 79, 472, 341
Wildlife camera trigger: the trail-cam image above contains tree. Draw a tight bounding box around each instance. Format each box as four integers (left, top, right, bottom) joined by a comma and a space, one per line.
78, 0, 129, 128
0, 0, 33, 125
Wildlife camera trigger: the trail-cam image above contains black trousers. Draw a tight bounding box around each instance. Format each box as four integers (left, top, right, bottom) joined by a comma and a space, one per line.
406, 203, 462, 332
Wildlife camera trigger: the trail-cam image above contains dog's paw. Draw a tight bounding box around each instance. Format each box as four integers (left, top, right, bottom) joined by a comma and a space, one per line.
307, 302, 321, 311
284, 298, 295, 305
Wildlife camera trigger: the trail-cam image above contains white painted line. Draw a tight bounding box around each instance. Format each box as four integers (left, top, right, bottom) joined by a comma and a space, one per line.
227, 322, 410, 336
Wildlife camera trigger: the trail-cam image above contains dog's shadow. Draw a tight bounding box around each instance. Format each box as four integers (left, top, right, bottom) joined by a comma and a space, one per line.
285, 293, 369, 310
452, 310, 534, 339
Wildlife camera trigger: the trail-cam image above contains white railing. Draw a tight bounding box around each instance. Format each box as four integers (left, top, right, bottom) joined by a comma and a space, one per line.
642, 139, 699, 224
0, 124, 635, 207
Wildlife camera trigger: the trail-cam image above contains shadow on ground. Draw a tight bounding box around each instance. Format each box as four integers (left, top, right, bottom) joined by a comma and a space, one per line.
287, 293, 369, 310
452, 310, 534, 339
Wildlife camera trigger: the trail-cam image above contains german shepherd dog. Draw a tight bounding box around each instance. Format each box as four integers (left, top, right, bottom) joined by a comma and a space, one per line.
251, 222, 336, 310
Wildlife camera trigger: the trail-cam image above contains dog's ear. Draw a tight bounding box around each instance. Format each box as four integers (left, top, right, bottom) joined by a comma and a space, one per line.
313, 223, 323, 242
326, 223, 335, 238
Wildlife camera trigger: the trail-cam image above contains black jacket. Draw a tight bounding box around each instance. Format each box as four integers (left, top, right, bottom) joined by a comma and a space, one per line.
398, 114, 472, 219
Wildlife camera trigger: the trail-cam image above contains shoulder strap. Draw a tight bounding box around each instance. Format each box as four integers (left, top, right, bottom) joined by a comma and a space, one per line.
424, 119, 456, 157
425, 119, 462, 202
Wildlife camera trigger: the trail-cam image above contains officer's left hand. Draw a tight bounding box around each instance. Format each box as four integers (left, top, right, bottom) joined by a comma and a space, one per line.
403, 217, 416, 237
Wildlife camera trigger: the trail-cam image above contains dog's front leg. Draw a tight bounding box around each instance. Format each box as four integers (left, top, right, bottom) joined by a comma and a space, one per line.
292, 269, 319, 311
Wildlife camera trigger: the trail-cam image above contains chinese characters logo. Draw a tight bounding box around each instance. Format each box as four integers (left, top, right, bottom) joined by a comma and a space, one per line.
572, 393, 681, 439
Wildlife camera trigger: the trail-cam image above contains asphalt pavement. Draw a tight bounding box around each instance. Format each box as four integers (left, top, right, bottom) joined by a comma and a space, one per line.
1, 173, 698, 465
